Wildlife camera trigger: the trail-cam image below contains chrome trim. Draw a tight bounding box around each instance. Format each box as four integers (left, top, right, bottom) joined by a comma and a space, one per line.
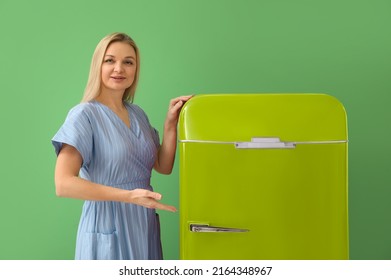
179, 138, 347, 147
190, 224, 249, 233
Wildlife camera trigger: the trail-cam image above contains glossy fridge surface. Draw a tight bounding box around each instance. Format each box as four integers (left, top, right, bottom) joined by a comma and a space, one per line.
179, 94, 348, 260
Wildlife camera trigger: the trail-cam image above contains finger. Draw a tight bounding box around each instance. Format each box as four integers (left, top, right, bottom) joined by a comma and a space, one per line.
178, 95, 193, 102
169, 98, 182, 108
154, 202, 177, 212
171, 100, 183, 111
135, 189, 162, 200
177, 95, 193, 100
147, 191, 162, 200
172, 95, 192, 101
142, 198, 177, 212
167, 101, 183, 116
169, 95, 193, 106
181, 95, 194, 100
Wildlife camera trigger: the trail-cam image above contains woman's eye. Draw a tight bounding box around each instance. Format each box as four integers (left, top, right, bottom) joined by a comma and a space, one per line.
104, 59, 114, 63
124, 60, 134, 65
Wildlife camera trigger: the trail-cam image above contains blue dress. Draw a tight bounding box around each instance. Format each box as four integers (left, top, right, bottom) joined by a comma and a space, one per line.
52, 100, 162, 260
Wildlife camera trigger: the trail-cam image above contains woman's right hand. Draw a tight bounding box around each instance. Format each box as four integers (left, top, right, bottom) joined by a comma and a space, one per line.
128, 188, 177, 212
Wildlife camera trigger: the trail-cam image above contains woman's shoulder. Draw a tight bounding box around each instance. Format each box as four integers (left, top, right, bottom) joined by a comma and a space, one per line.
126, 102, 153, 125
126, 102, 148, 117
66, 101, 100, 119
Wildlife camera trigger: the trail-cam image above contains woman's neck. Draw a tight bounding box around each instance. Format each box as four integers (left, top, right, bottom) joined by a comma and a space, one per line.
95, 90, 126, 111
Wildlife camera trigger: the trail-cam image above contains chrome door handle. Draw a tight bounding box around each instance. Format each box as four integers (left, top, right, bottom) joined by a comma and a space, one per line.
235, 137, 295, 149
190, 224, 249, 233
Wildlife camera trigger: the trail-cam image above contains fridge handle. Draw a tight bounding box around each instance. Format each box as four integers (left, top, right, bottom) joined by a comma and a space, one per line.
190, 224, 249, 233
235, 137, 295, 149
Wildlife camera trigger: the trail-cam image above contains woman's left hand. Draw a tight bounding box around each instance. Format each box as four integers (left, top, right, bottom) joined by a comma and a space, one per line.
164, 95, 193, 129
155, 95, 193, 175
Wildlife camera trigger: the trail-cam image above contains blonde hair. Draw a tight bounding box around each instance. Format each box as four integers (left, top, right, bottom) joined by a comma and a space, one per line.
81, 32, 140, 103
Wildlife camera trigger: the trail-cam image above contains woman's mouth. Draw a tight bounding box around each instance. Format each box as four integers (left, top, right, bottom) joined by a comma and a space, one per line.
111, 76, 126, 80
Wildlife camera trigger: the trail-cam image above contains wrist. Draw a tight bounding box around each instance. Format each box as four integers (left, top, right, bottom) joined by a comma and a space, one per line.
164, 121, 178, 132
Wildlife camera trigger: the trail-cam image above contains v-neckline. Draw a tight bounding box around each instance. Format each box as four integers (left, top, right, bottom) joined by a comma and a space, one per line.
93, 100, 131, 130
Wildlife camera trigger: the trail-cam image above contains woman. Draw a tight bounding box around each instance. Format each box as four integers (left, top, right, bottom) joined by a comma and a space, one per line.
52, 32, 191, 260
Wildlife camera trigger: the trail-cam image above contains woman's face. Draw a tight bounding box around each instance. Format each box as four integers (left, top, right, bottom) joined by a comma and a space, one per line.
101, 41, 137, 95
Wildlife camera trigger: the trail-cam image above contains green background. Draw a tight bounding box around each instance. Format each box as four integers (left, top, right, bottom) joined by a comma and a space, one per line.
0, 0, 390, 260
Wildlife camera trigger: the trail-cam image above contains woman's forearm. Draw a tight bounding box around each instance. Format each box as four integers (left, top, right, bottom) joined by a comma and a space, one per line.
55, 144, 176, 211
154, 95, 192, 175
55, 174, 129, 201
155, 124, 177, 174
56, 174, 176, 211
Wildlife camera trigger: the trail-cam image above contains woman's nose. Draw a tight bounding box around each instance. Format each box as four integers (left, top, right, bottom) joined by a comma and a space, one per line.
114, 62, 123, 73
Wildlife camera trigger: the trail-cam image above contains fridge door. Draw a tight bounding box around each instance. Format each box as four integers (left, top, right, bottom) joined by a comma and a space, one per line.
179, 94, 348, 260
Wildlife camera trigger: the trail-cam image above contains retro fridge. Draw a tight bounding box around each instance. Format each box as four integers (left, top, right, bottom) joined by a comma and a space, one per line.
178, 94, 348, 260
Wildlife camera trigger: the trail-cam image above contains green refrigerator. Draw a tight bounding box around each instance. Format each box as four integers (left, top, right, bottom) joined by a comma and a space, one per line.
178, 93, 348, 260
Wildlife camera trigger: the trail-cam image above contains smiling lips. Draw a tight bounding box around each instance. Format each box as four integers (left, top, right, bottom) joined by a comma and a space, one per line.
111, 76, 126, 80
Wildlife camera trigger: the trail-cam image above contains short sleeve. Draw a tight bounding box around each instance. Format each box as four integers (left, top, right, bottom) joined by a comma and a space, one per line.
51, 104, 93, 167
151, 127, 160, 149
